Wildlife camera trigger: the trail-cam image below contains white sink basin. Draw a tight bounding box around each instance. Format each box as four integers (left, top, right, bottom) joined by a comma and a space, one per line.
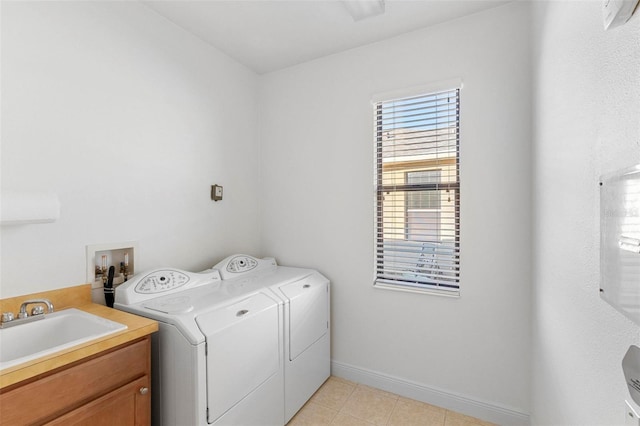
0, 308, 127, 370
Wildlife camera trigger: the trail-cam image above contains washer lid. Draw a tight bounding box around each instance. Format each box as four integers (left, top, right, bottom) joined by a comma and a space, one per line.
143, 296, 194, 314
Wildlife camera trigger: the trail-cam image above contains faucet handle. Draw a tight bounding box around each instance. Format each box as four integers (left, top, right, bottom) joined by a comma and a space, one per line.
1, 312, 14, 323
31, 306, 45, 316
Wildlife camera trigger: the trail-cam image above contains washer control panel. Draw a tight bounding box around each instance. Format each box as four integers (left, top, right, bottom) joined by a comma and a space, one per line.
135, 269, 190, 294
115, 268, 222, 306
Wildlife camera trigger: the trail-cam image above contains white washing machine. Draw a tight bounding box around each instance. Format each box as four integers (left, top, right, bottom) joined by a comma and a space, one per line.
212, 255, 331, 423
114, 255, 330, 425
114, 265, 285, 425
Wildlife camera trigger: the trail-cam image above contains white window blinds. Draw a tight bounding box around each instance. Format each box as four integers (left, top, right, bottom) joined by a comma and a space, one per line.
374, 87, 460, 294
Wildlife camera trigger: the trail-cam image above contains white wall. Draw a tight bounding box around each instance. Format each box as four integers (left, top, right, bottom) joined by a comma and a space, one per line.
6, 2, 637, 423
0, 2, 261, 297
259, 2, 531, 422
531, 2, 640, 424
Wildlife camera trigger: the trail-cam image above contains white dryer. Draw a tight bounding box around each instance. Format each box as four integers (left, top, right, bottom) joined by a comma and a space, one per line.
114, 266, 285, 425
212, 255, 331, 423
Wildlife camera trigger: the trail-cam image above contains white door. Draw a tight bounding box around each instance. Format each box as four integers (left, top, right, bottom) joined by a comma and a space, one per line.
279, 276, 329, 360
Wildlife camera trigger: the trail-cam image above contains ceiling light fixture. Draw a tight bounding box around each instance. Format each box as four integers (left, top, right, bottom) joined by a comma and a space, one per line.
342, 0, 385, 22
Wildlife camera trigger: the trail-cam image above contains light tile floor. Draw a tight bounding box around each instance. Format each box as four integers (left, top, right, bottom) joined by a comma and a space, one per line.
287, 377, 496, 426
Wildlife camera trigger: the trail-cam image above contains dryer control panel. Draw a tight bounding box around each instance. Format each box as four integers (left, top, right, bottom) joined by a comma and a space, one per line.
213, 254, 277, 280
226, 256, 258, 273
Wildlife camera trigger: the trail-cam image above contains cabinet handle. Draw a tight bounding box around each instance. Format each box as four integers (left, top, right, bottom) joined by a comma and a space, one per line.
139, 387, 149, 395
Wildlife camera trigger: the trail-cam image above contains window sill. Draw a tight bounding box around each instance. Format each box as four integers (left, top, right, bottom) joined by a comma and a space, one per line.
373, 281, 460, 298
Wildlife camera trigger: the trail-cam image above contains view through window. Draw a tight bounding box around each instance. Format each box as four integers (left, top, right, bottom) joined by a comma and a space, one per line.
374, 87, 460, 293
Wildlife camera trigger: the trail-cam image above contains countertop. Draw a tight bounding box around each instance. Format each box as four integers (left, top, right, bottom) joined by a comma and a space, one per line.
0, 286, 158, 390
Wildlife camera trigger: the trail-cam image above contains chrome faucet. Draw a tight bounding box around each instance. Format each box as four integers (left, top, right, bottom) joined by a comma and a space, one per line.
18, 299, 54, 318
1, 298, 54, 328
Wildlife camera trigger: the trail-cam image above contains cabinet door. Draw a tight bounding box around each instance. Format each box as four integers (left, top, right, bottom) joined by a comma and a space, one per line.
0, 338, 150, 425
45, 376, 150, 426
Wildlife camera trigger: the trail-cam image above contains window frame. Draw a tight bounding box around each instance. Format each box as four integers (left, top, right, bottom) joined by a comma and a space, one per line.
373, 84, 461, 296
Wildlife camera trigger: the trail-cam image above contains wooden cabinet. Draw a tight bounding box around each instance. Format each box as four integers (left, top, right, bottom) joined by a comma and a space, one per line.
0, 336, 151, 425
45, 376, 150, 426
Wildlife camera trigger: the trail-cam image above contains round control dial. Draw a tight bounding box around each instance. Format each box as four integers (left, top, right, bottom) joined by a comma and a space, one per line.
135, 270, 190, 294
226, 256, 258, 273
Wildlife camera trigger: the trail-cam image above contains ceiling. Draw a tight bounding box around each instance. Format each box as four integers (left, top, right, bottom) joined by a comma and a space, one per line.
143, 0, 512, 75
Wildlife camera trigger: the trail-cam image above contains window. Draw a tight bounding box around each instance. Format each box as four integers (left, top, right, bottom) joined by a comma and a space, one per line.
406, 170, 442, 240
374, 86, 460, 294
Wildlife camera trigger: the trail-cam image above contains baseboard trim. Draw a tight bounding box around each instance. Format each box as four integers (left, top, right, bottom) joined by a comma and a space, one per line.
331, 360, 530, 426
